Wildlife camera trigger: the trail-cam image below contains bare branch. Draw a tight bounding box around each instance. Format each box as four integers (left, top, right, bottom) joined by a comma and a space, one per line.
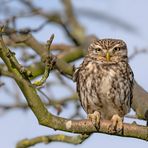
129, 48, 148, 60
16, 134, 89, 148
33, 34, 55, 86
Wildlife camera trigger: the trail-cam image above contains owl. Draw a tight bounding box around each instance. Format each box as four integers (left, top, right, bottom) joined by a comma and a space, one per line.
73, 39, 134, 132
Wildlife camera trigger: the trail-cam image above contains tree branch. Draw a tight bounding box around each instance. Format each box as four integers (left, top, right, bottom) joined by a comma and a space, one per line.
0, 93, 78, 111
33, 34, 55, 86
62, 0, 85, 45
129, 48, 148, 60
16, 134, 89, 148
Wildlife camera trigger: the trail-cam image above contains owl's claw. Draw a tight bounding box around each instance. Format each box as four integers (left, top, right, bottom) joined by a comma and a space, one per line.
108, 114, 123, 133
88, 111, 101, 130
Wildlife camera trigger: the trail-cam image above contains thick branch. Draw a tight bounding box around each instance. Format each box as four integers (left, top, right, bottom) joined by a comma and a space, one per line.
132, 80, 148, 120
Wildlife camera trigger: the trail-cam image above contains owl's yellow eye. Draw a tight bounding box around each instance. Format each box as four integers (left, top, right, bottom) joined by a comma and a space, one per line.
113, 47, 120, 52
95, 48, 102, 52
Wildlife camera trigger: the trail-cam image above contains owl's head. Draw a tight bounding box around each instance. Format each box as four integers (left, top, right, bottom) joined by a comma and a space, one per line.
87, 39, 128, 64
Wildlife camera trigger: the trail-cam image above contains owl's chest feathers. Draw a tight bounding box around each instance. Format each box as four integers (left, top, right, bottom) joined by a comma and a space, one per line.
83, 62, 118, 94
100, 71, 114, 95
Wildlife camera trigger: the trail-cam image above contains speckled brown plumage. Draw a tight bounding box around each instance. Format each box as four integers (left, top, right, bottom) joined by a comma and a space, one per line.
73, 39, 134, 120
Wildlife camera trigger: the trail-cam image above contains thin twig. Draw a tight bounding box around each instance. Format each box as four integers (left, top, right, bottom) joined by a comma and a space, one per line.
33, 34, 55, 87
129, 48, 148, 60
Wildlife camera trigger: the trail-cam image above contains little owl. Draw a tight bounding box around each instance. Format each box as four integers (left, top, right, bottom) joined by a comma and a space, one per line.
73, 39, 134, 132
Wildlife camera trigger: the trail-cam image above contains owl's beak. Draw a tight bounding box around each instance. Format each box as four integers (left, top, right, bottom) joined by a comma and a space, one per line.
106, 52, 110, 61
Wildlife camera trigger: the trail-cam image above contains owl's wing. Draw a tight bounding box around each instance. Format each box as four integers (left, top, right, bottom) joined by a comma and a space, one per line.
73, 62, 84, 82
128, 65, 134, 85
73, 66, 80, 82
127, 64, 134, 103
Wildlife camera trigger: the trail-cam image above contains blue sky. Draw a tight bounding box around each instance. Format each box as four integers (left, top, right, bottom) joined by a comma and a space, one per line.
0, 0, 148, 148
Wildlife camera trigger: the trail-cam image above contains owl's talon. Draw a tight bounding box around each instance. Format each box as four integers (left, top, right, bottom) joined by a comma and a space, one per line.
88, 111, 100, 130
108, 114, 123, 133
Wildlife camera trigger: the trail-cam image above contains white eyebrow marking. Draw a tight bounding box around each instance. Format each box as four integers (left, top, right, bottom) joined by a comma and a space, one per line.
92, 45, 102, 49
109, 44, 121, 51
113, 44, 121, 48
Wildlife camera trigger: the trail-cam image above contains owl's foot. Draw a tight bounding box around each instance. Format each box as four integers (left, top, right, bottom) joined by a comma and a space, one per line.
108, 114, 123, 133
88, 111, 101, 130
